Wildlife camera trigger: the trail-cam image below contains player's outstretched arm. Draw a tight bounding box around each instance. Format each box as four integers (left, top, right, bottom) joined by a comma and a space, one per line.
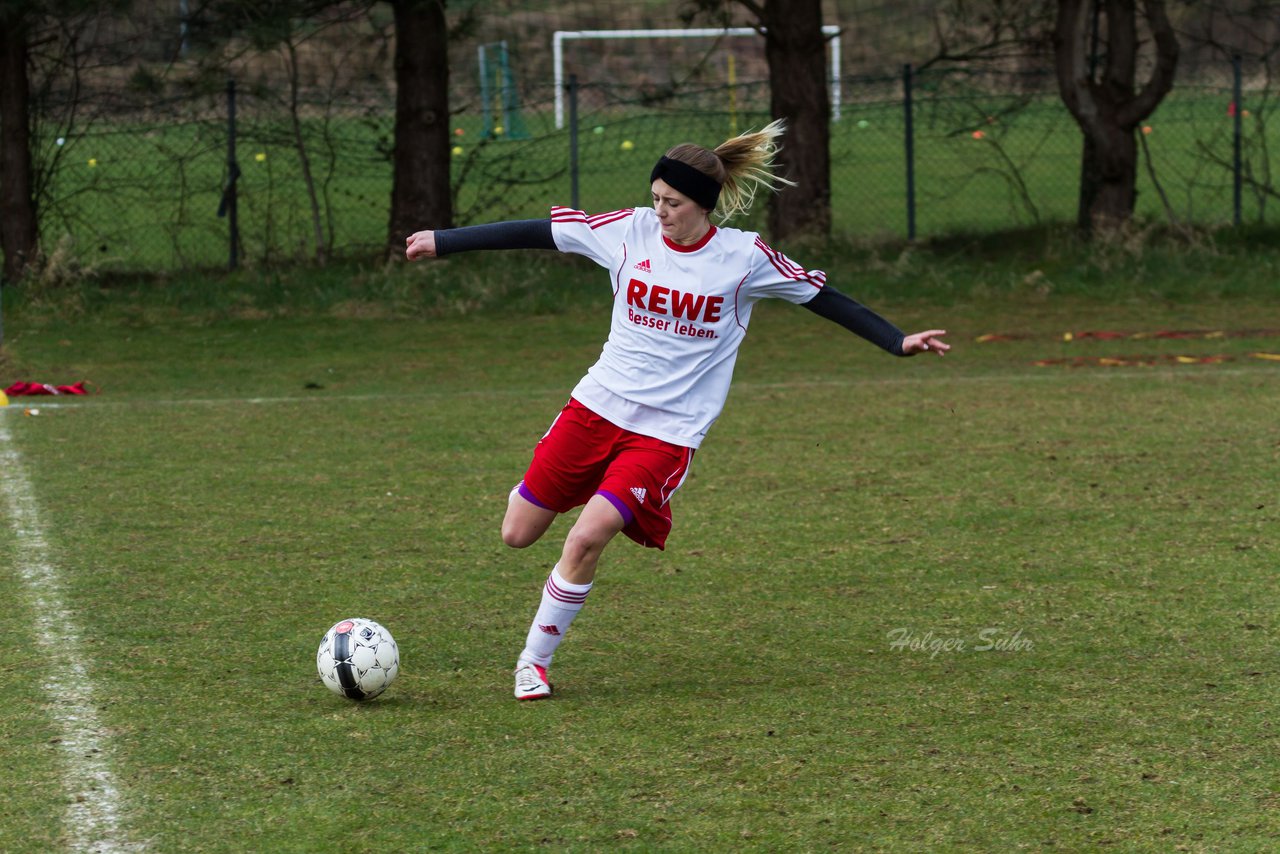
406, 219, 556, 261
801, 287, 950, 357
901, 330, 950, 356
801, 286, 905, 354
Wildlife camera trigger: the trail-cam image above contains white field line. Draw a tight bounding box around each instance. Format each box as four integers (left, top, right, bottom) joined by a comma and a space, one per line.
0, 421, 138, 853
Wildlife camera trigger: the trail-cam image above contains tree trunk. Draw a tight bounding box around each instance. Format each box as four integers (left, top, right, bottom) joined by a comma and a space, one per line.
1054, 0, 1179, 236
1075, 136, 1097, 233
0, 15, 38, 284
387, 0, 452, 259
761, 0, 830, 240
1089, 118, 1138, 230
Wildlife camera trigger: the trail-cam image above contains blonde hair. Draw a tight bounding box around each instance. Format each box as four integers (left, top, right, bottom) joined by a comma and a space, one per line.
663, 118, 795, 222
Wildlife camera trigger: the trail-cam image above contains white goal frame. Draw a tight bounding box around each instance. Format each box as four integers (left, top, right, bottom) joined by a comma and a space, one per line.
553, 27, 842, 129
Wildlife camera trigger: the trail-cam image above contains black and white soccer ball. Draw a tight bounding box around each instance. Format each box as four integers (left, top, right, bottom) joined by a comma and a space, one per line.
316, 618, 400, 700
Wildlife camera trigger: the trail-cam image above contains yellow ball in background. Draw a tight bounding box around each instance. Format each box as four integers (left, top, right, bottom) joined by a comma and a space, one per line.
452, 146, 464, 156
620, 140, 634, 151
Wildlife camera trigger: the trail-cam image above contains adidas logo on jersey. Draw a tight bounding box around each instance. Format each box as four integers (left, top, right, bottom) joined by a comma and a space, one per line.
633, 259, 652, 273
630, 487, 648, 503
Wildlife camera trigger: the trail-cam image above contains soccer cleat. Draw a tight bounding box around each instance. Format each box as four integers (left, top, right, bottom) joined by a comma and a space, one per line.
514, 661, 553, 701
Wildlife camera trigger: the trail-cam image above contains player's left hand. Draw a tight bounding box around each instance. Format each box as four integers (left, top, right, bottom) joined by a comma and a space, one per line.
901, 330, 950, 356
405, 230, 438, 261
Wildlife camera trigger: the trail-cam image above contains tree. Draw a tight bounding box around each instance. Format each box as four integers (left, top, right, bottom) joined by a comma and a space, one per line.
755, 0, 831, 239
2, 0, 145, 284
0, 6, 38, 284
684, 0, 831, 240
1053, 0, 1179, 234
386, 0, 452, 258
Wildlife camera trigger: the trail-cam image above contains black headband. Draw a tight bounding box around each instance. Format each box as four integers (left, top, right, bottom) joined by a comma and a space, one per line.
649, 156, 721, 211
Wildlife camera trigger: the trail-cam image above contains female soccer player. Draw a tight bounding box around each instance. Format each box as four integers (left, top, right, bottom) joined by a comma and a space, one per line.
405, 120, 949, 700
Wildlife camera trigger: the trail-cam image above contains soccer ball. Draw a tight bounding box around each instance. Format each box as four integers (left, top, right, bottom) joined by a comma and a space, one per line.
316, 618, 400, 701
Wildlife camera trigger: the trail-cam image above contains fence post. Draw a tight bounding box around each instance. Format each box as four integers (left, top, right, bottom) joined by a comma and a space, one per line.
1232, 54, 1242, 227
216, 77, 241, 270
227, 78, 239, 270
903, 63, 916, 241
568, 74, 580, 211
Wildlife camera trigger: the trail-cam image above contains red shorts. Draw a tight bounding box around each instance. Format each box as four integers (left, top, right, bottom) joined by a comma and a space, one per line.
518, 398, 694, 550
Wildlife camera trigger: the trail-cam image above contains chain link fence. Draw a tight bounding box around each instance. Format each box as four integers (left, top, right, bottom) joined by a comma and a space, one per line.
29, 56, 1278, 275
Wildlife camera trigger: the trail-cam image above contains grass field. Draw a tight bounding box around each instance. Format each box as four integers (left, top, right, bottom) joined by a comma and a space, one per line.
2, 246, 1279, 850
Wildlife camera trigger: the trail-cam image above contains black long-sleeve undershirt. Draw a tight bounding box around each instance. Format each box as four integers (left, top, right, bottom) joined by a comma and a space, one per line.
432, 219, 905, 355
800, 287, 906, 355
434, 219, 556, 255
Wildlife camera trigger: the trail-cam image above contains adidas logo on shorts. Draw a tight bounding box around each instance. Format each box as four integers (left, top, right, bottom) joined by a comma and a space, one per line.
630, 486, 647, 503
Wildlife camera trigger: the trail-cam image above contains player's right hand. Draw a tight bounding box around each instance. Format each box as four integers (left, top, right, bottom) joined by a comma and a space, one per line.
405, 230, 437, 261
901, 329, 950, 356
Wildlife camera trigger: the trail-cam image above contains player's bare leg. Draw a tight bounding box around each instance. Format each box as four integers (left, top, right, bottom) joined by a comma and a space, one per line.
501, 486, 557, 548
515, 494, 626, 699
555, 493, 626, 584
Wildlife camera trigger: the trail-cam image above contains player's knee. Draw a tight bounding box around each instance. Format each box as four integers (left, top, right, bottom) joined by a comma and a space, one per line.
562, 525, 610, 565
502, 521, 540, 549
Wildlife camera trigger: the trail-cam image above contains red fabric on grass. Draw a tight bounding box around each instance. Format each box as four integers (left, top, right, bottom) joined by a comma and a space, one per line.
4, 381, 89, 396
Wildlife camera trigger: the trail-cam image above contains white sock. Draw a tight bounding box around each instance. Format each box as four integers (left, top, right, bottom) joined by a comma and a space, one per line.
518, 564, 592, 668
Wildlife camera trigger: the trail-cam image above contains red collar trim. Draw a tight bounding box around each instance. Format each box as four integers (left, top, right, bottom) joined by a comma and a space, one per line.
663, 225, 717, 253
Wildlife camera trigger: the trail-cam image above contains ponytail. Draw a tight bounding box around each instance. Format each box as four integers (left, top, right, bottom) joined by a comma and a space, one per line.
662, 118, 795, 223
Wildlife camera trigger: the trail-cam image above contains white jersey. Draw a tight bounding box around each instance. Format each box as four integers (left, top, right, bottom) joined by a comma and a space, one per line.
550, 205, 825, 449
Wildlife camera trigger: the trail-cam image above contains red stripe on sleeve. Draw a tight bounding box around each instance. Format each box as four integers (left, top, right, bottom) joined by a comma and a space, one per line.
586, 209, 634, 229
551, 206, 588, 223
754, 238, 825, 288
